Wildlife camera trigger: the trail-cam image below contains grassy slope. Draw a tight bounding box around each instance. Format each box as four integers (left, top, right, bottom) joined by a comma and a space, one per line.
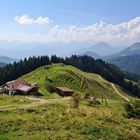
20, 64, 131, 100
0, 95, 31, 106
0, 64, 140, 139
0, 99, 140, 140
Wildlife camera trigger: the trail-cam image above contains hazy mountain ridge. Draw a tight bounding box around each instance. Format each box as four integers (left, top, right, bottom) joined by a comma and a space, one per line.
88, 42, 118, 56
0, 40, 96, 59
0, 40, 123, 59
116, 42, 140, 57
0, 56, 14, 64
109, 54, 140, 75
108, 42, 140, 75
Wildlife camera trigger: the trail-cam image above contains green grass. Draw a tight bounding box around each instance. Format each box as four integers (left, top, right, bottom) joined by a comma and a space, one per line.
0, 99, 140, 140
19, 64, 131, 100
0, 95, 31, 106
0, 64, 139, 139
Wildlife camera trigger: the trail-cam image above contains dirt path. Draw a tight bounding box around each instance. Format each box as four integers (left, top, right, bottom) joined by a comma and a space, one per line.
111, 83, 130, 102
0, 96, 71, 111
98, 75, 130, 102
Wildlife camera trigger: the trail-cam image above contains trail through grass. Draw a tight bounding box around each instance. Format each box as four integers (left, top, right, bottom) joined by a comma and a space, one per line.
98, 75, 130, 102
0, 96, 70, 111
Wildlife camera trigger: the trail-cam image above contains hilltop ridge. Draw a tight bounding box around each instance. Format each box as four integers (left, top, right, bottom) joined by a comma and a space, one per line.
19, 64, 130, 100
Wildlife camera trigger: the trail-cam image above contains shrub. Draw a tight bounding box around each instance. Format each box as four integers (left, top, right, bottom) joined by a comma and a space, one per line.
84, 92, 90, 99
124, 100, 140, 119
46, 83, 56, 93
72, 93, 81, 108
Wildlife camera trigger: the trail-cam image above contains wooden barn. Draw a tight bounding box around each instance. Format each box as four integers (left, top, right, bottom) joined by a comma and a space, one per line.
2, 80, 38, 96
56, 87, 74, 96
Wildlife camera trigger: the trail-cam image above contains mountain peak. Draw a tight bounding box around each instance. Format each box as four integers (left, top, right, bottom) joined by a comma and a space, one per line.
130, 42, 140, 48
112, 42, 140, 58
96, 42, 109, 46
132, 42, 140, 45
89, 42, 116, 56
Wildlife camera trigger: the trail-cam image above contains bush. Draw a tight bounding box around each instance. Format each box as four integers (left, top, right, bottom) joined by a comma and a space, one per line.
77, 122, 121, 140
72, 93, 81, 108
125, 100, 140, 119
46, 83, 56, 93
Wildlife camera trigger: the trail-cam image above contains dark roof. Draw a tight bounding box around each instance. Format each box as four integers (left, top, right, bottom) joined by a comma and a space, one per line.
56, 87, 73, 92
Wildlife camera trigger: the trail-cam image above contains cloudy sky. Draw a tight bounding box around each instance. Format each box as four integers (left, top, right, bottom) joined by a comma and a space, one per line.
0, 0, 140, 45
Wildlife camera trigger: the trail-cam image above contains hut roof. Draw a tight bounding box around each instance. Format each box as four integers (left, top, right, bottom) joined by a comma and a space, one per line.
16, 84, 34, 92
6, 80, 30, 89
56, 87, 73, 92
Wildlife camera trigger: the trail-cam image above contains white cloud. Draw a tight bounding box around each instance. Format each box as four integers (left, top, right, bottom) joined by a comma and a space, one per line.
14, 15, 53, 25
2, 16, 140, 45
47, 17, 140, 45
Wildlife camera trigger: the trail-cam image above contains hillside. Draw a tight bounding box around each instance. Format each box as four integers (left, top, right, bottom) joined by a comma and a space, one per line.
109, 55, 140, 75
1, 55, 139, 97
0, 64, 139, 140
19, 64, 131, 100
0, 95, 140, 140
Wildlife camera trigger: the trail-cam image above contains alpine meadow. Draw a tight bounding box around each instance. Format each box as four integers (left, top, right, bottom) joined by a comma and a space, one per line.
0, 0, 140, 140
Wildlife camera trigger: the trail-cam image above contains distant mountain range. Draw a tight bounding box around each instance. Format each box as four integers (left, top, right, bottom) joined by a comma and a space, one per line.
71, 42, 124, 58
0, 40, 123, 59
0, 56, 14, 67
71, 48, 101, 59
117, 42, 140, 57
71, 41, 140, 76
108, 42, 140, 75
108, 55, 140, 75
0, 40, 96, 59
83, 42, 118, 56
0, 56, 14, 63
0, 40, 140, 76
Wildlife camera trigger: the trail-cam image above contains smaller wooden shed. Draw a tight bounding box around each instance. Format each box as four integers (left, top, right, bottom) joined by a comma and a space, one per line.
56, 87, 74, 96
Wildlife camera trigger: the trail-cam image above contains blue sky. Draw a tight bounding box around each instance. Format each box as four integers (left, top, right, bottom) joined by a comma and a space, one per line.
0, 0, 140, 45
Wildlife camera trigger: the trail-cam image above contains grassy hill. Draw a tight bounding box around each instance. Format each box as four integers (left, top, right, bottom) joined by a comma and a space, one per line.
0, 97, 140, 140
0, 64, 140, 140
19, 64, 131, 100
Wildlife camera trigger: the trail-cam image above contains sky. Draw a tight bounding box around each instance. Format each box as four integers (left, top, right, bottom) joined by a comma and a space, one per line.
0, 0, 140, 45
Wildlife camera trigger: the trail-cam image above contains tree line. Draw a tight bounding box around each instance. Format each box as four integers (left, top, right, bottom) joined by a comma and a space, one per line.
0, 54, 140, 97
0, 56, 50, 84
